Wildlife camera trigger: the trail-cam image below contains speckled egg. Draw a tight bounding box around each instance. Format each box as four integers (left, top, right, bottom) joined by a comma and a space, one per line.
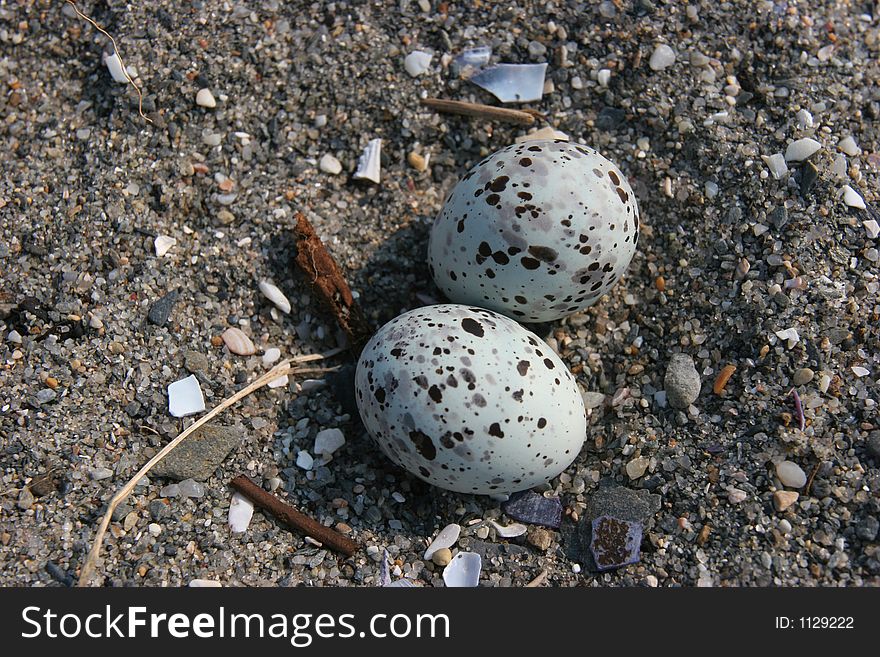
428, 140, 639, 322
355, 304, 586, 495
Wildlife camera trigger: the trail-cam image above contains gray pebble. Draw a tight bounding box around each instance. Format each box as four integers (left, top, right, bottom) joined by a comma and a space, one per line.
152, 424, 242, 481
148, 290, 179, 326
183, 350, 210, 374
793, 368, 814, 386
664, 354, 701, 409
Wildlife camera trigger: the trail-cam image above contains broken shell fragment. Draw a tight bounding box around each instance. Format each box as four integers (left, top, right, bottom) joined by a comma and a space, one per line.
104, 52, 129, 83
442, 552, 482, 587
353, 138, 382, 183
221, 327, 256, 355
471, 63, 547, 103
488, 520, 528, 538
228, 492, 254, 533
167, 374, 206, 418
423, 523, 461, 560
259, 280, 291, 314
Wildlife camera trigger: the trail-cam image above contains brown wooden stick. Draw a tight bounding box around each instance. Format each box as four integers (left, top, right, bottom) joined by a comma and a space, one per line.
230, 475, 358, 557
420, 98, 536, 125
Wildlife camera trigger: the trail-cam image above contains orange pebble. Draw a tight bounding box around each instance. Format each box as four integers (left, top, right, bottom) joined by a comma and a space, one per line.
713, 364, 737, 395
655, 276, 666, 292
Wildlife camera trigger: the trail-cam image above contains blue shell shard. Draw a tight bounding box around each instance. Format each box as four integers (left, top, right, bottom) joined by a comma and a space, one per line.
502, 490, 562, 529
589, 515, 642, 571
470, 63, 547, 103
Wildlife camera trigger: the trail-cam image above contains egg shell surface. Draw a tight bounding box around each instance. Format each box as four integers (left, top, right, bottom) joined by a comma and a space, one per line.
428, 140, 639, 322
355, 304, 587, 495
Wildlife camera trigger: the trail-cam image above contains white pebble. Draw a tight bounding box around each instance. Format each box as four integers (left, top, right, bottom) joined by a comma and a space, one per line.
314, 428, 346, 456
267, 374, 289, 389
838, 135, 860, 156
597, 68, 611, 87
649, 44, 676, 71
762, 153, 788, 179
167, 374, 206, 418
148, 523, 162, 537
774, 327, 800, 348
704, 181, 719, 198
831, 155, 848, 179
262, 347, 282, 365
864, 219, 880, 240
840, 185, 866, 210
221, 327, 256, 356
189, 579, 222, 588
259, 280, 291, 314
319, 154, 343, 175
776, 461, 807, 488
784, 138, 821, 162
154, 235, 176, 257
296, 451, 314, 470
795, 108, 813, 129
404, 50, 433, 77
228, 492, 254, 533
104, 52, 129, 83
851, 366, 870, 378
195, 88, 216, 108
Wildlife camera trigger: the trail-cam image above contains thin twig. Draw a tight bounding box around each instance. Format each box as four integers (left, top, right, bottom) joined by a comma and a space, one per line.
420, 98, 536, 126
526, 570, 549, 587
77, 348, 342, 586
64, 0, 153, 124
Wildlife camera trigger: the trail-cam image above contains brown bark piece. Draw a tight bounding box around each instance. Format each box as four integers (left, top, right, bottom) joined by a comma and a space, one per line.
293, 212, 372, 354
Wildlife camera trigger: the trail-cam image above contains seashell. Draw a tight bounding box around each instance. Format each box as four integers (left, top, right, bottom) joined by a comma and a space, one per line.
404, 50, 433, 77
228, 492, 254, 533
167, 374, 205, 417
221, 327, 256, 355
423, 523, 462, 560
353, 138, 382, 183
259, 280, 291, 313
267, 374, 288, 389
104, 52, 129, 83
784, 138, 821, 162
262, 347, 282, 365
154, 235, 176, 257
471, 63, 547, 103
314, 428, 345, 457
840, 185, 866, 210
189, 579, 222, 587
488, 520, 527, 538
442, 552, 482, 587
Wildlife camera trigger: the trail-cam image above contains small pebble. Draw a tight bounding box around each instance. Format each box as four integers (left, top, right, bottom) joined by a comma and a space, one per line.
762, 153, 788, 179
793, 368, 814, 386
154, 235, 176, 257
319, 154, 343, 175
526, 527, 553, 551
178, 479, 205, 498
221, 327, 256, 355
727, 488, 748, 504
404, 50, 433, 77
773, 490, 799, 512
432, 548, 453, 566
837, 136, 860, 156
296, 451, 314, 470
262, 347, 281, 365
259, 280, 291, 314
664, 353, 701, 409
785, 138, 821, 162
649, 44, 676, 71
840, 185, 866, 210
864, 220, 880, 239
195, 88, 216, 108
89, 467, 114, 481
625, 457, 649, 480
407, 151, 429, 172
776, 461, 807, 488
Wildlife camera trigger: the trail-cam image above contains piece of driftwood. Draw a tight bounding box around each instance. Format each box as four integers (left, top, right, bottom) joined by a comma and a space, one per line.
293, 212, 372, 355
420, 98, 537, 125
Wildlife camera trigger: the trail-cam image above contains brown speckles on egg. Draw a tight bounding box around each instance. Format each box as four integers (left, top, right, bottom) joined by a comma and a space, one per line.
461, 317, 484, 337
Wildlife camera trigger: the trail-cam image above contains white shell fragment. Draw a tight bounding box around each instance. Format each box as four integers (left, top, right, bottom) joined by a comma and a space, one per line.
762, 154, 788, 179
196, 88, 216, 108
221, 327, 256, 355
189, 579, 222, 587
851, 366, 870, 378
167, 374, 206, 418
423, 523, 462, 560
353, 138, 382, 183
259, 280, 291, 313
774, 328, 800, 349
471, 63, 547, 103
404, 50, 433, 77
228, 492, 254, 533
488, 520, 528, 538
784, 138, 821, 162
267, 374, 289, 389
104, 52, 129, 83
314, 428, 345, 457
442, 552, 482, 587
837, 136, 861, 157
840, 185, 866, 210
649, 44, 676, 71
154, 235, 176, 257
296, 450, 314, 470
864, 220, 880, 240
262, 347, 282, 365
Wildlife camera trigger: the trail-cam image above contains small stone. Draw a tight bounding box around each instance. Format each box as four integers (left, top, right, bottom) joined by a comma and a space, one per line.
89, 467, 114, 481
319, 154, 342, 175
864, 220, 880, 239
123, 511, 138, 531
597, 68, 611, 87
793, 368, 814, 386
527, 40, 547, 59
36, 388, 57, 404
195, 88, 216, 108
167, 374, 206, 417
189, 579, 222, 587
178, 479, 205, 498
664, 353, 701, 409
407, 151, 428, 172
153, 424, 243, 481
796, 108, 813, 129
649, 44, 676, 71
221, 327, 256, 355
431, 547, 453, 566
799, 161, 819, 195
527, 527, 553, 551
17, 487, 34, 510
762, 153, 788, 179
154, 235, 176, 257
228, 492, 254, 533
148, 523, 162, 537
831, 155, 848, 178
773, 490, 799, 512
727, 488, 748, 504
262, 347, 281, 365
840, 185, 866, 210
785, 138, 822, 162
296, 451, 314, 470
159, 483, 180, 498
183, 350, 209, 374
314, 428, 345, 456
870, 432, 880, 459
589, 515, 642, 571
625, 457, 649, 480
776, 461, 807, 488
851, 366, 870, 377
502, 491, 562, 529
267, 374, 288, 389
259, 280, 291, 314
148, 290, 178, 326
837, 135, 860, 156
404, 50, 433, 77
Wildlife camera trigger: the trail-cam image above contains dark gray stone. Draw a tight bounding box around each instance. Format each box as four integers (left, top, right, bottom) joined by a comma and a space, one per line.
867, 431, 880, 459
152, 423, 243, 481
502, 491, 562, 528
148, 289, 178, 326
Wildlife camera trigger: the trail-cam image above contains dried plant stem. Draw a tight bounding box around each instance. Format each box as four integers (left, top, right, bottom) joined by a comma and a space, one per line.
77, 348, 343, 586
420, 98, 536, 126
64, 0, 153, 124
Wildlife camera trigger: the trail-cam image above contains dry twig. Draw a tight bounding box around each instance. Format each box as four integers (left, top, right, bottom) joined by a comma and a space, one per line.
77, 349, 342, 586
420, 98, 537, 126
64, 0, 153, 124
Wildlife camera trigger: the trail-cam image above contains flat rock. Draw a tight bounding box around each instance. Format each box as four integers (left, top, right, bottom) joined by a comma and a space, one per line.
776, 461, 807, 488
152, 423, 243, 481
664, 353, 701, 409
148, 290, 178, 326
183, 350, 209, 374
502, 491, 562, 528
590, 515, 643, 571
